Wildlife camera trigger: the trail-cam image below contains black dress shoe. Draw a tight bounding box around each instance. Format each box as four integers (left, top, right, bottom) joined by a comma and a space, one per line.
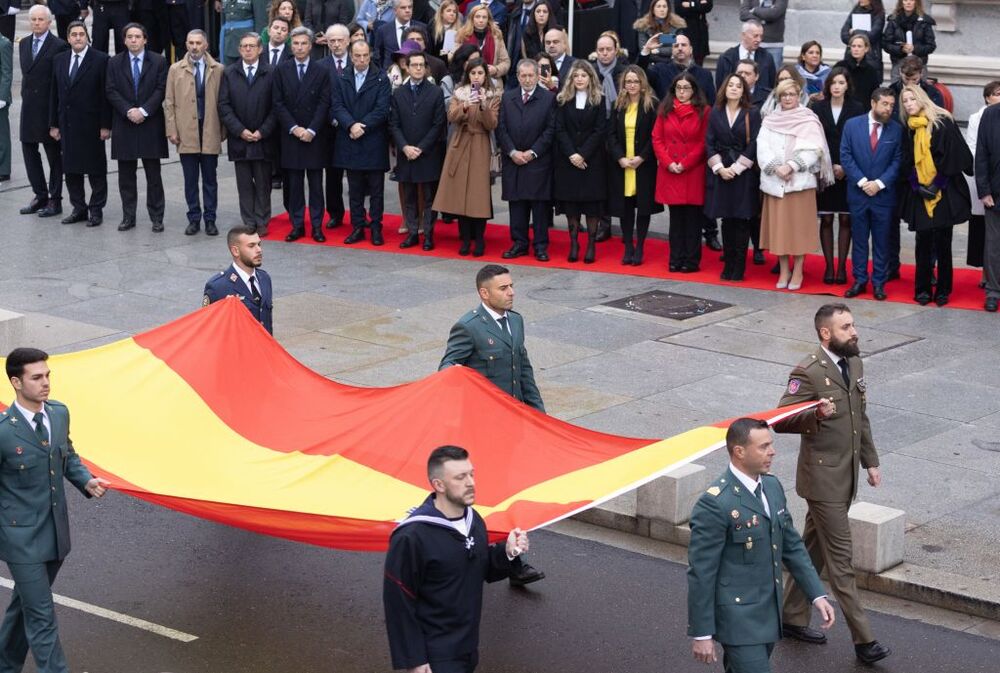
458, 241, 471, 256
986, 297, 999, 312
151, 221, 164, 233
399, 233, 419, 248
185, 221, 200, 235
681, 264, 699, 273
86, 215, 103, 228
595, 221, 611, 242
771, 261, 780, 274
422, 234, 434, 251
915, 292, 932, 305
205, 221, 218, 236
285, 230, 304, 242
855, 641, 891, 664
508, 561, 545, 587
344, 228, 365, 244
19, 197, 43, 215
257, 225, 269, 236
669, 263, 680, 272
37, 201, 62, 218
844, 282, 866, 298
753, 250, 766, 265
271, 178, 282, 190
371, 229, 385, 246
502, 245, 527, 259
117, 218, 135, 231
782, 623, 827, 644
934, 293, 949, 307
704, 234, 722, 251
61, 210, 88, 225
535, 250, 549, 262
325, 213, 344, 229
312, 230, 326, 242
823, 271, 836, 284
873, 285, 887, 301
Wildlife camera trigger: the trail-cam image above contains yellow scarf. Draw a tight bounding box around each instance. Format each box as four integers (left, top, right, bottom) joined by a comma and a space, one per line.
908, 114, 942, 217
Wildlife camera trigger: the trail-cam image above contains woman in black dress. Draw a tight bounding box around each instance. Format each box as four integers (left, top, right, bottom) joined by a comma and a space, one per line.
705, 73, 761, 281
809, 67, 866, 283
554, 60, 609, 263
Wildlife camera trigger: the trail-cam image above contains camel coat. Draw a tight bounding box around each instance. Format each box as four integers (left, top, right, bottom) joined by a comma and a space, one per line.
164, 54, 225, 155
432, 86, 500, 219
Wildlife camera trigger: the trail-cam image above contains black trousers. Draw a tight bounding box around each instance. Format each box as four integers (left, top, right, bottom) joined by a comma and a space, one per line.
234, 160, 272, 230
914, 227, 953, 297
325, 166, 345, 222
401, 181, 437, 235
701, 212, 718, 238
887, 214, 902, 275
22, 141, 62, 202
508, 199, 550, 252
165, 4, 190, 61
118, 158, 164, 223
65, 173, 108, 215
428, 652, 479, 673
347, 169, 384, 231
287, 168, 324, 233
668, 204, 703, 268
721, 217, 752, 278
92, 2, 130, 54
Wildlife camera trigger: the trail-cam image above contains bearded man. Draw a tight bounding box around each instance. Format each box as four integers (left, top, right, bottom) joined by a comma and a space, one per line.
771, 303, 891, 665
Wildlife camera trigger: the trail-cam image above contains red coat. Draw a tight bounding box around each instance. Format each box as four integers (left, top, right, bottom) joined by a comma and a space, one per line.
652, 103, 709, 206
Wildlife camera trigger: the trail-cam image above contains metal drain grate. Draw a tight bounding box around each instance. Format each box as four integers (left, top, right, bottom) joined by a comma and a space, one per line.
602, 290, 733, 320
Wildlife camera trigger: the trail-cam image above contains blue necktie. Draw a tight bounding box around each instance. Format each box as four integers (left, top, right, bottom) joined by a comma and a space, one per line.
32, 37, 40, 58
247, 65, 254, 84
298, 63, 305, 81
132, 56, 141, 96
69, 53, 80, 82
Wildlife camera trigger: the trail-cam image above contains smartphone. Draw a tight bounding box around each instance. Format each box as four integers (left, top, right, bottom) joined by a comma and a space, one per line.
472, 82, 481, 95
539, 63, 551, 78
659, 33, 677, 46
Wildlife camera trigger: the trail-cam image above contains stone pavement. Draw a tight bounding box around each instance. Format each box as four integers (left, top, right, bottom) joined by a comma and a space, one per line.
1, 16, 997, 616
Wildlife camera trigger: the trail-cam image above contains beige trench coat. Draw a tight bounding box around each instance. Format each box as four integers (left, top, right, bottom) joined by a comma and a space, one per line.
164, 54, 225, 155
432, 87, 499, 220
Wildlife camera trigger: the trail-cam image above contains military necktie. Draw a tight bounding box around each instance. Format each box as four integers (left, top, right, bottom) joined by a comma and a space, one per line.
753, 482, 769, 516
837, 357, 851, 389
248, 275, 262, 304
33, 412, 48, 445
497, 316, 509, 334
69, 53, 80, 82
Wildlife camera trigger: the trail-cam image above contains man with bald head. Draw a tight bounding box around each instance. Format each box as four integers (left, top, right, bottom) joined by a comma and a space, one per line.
647, 32, 714, 102
543, 28, 574, 84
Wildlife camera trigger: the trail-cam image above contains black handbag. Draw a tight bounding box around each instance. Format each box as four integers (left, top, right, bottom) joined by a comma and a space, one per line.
917, 183, 941, 200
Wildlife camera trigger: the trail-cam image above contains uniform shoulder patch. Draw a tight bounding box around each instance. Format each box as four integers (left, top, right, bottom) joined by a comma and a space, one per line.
787, 379, 801, 394
706, 486, 721, 496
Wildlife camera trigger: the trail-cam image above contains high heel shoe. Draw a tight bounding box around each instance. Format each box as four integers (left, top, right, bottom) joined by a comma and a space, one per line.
788, 276, 803, 291
776, 278, 790, 289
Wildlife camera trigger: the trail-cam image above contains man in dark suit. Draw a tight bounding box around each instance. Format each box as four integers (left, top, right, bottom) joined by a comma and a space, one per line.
317, 23, 350, 229
372, 0, 424, 70
736, 58, 770, 110
389, 51, 445, 250
401, 26, 446, 83
264, 17, 292, 203
975, 92, 1000, 313
49, 0, 88, 40
544, 27, 574, 84
49, 20, 111, 228
773, 304, 891, 665
272, 26, 331, 242
841, 88, 903, 301
332, 39, 391, 246
497, 59, 555, 261
219, 31, 276, 235
0, 348, 110, 673
105, 22, 169, 232
203, 225, 274, 334
92, 0, 130, 54
648, 33, 714, 103
19, 6, 69, 219
687, 417, 834, 672
506, 0, 538, 80
715, 19, 775, 92
438, 264, 545, 588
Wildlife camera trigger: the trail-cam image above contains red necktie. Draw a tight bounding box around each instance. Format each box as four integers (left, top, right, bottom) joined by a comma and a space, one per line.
522, 91, 530, 104
870, 122, 880, 152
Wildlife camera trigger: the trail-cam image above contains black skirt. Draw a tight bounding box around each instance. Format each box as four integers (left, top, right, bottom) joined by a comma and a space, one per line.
817, 177, 849, 214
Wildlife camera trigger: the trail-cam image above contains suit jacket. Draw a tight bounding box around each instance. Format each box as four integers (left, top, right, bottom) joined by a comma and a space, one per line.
50, 48, 111, 175
331, 67, 391, 172
687, 468, 824, 646
19, 32, 69, 144
106, 50, 169, 160
272, 58, 331, 170
975, 103, 1000, 202
372, 19, 427, 70
496, 86, 555, 202
555, 54, 576, 85
203, 265, 274, 335
388, 80, 445, 183
439, 306, 544, 411
715, 44, 775, 92
0, 401, 93, 564
840, 114, 903, 213
218, 60, 277, 162
772, 347, 879, 503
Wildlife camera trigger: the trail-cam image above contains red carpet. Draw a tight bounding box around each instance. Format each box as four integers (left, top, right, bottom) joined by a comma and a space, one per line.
262, 212, 987, 311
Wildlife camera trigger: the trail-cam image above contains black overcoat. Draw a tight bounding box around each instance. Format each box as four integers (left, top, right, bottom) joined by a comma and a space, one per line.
271, 58, 331, 170
703, 105, 761, 220
19, 33, 68, 144
105, 50, 169, 161
553, 97, 608, 202
900, 116, 973, 231
809, 96, 865, 213
218, 60, 277, 162
388, 80, 446, 183
50, 48, 111, 175
607, 101, 663, 217
496, 87, 556, 202
330, 67, 392, 172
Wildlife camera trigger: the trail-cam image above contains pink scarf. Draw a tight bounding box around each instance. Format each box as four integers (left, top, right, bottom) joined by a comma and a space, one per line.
761, 105, 835, 188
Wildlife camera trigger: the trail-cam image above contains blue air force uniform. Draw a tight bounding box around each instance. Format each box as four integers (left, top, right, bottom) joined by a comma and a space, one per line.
202, 264, 273, 334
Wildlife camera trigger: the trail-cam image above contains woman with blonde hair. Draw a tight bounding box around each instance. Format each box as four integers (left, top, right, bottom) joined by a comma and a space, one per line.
898, 83, 972, 306
757, 78, 834, 290
432, 58, 501, 256
455, 4, 510, 80
431, 0, 463, 58
554, 60, 608, 263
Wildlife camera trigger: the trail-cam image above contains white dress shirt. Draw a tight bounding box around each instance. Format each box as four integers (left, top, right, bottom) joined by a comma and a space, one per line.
232, 264, 259, 297
480, 303, 510, 333
69, 46, 88, 75
13, 401, 50, 440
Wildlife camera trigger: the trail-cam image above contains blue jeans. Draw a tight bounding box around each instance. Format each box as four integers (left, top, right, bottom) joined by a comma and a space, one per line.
180, 153, 218, 224
850, 205, 892, 286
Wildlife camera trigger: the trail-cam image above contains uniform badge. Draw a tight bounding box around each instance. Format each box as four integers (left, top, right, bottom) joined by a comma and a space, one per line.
202, 295, 211, 307
751, 514, 759, 527
787, 379, 801, 394
733, 485, 740, 494
857, 377, 867, 393
735, 523, 742, 530
8, 416, 16, 425
745, 537, 753, 550
824, 377, 831, 387
15, 447, 22, 455
706, 486, 720, 496
230, 273, 238, 282
488, 338, 494, 345
731, 510, 740, 520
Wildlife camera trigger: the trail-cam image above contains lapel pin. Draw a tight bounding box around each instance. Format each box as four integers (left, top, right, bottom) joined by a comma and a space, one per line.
15, 447, 22, 455
733, 485, 740, 494
825, 377, 831, 386
751, 514, 759, 526
731, 509, 740, 520
230, 273, 238, 282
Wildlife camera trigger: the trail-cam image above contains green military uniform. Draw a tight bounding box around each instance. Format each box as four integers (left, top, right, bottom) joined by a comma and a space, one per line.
772, 347, 879, 644
0, 401, 93, 672
439, 305, 544, 412
687, 468, 825, 673
220, 0, 269, 64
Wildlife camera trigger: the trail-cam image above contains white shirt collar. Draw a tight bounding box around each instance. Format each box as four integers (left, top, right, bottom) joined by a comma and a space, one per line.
868, 112, 883, 129
232, 263, 257, 293
33, 31, 48, 45
739, 45, 753, 60
480, 302, 507, 322
72, 46, 88, 60
728, 462, 762, 494
395, 18, 408, 29
13, 400, 47, 428
130, 50, 145, 62
355, 67, 368, 78
270, 42, 284, 53
244, 59, 259, 71
295, 57, 309, 68
821, 344, 843, 365
521, 86, 536, 98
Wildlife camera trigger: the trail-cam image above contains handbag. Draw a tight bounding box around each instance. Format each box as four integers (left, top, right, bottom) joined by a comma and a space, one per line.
917, 183, 941, 200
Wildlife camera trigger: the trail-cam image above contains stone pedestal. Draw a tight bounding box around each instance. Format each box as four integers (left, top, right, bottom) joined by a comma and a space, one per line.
0, 309, 25, 354
849, 501, 906, 573
636, 463, 710, 526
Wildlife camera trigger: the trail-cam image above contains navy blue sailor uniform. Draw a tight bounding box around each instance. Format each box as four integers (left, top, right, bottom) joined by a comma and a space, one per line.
202, 264, 273, 334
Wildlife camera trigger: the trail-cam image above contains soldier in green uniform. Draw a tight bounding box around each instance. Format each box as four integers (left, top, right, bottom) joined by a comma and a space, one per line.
687, 417, 835, 673
772, 303, 891, 665
217, 0, 269, 64
0, 348, 110, 673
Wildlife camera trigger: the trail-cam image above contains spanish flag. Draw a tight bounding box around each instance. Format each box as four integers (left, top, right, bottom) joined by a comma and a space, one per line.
1, 299, 812, 551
